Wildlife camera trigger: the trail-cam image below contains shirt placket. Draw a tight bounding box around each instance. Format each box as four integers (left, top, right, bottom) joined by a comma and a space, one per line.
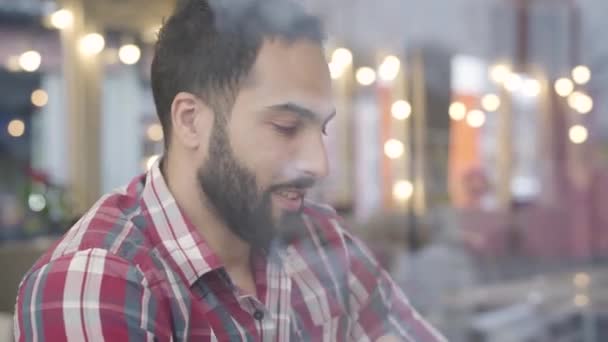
238, 251, 292, 342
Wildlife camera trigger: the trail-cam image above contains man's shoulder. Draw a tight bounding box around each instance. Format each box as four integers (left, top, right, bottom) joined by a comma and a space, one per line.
30, 178, 154, 275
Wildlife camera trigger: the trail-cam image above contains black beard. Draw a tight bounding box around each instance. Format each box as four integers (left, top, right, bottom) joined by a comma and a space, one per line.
197, 114, 318, 254
197, 117, 277, 252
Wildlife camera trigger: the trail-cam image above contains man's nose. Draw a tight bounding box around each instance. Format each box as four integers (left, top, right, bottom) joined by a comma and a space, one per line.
296, 133, 329, 180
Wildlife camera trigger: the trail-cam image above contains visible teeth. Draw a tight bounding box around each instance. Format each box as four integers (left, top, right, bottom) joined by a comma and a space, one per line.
278, 190, 300, 200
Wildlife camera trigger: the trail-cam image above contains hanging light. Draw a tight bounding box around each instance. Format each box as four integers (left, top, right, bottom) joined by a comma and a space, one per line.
378, 55, 401, 81
28, 194, 47, 212
573, 272, 591, 288
329, 48, 352, 80
393, 180, 414, 201
331, 48, 353, 68
146, 123, 164, 142
329, 61, 345, 80
523, 78, 541, 97
569, 125, 588, 144
31, 89, 49, 107
449, 102, 467, 121
466, 109, 486, 128
481, 94, 500, 112
50, 9, 73, 30
567, 91, 582, 110
554, 78, 574, 97
384, 139, 405, 159
356, 67, 376, 86
19, 50, 41, 72
79, 33, 105, 56
504, 73, 523, 92
572, 65, 591, 85
574, 294, 589, 308
575, 93, 593, 114
568, 91, 593, 114
490, 64, 510, 84
119, 44, 141, 65
391, 100, 411, 120
7, 119, 25, 137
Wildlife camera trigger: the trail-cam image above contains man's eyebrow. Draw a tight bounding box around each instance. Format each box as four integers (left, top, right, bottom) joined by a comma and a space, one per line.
267, 102, 336, 125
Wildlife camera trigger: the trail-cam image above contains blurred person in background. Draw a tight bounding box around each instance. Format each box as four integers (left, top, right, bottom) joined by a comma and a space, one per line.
392, 207, 478, 341
13, 0, 445, 341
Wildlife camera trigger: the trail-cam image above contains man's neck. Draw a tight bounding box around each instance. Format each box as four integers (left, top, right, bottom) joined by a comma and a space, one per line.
161, 154, 251, 271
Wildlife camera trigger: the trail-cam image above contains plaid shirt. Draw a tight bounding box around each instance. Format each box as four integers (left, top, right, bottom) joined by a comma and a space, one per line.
14, 162, 445, 341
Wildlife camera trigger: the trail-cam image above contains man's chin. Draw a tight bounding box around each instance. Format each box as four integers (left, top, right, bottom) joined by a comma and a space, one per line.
273, 209, 307, 246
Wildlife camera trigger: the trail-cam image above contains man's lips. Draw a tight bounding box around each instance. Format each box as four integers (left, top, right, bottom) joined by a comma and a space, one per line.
272, 188, 306, 211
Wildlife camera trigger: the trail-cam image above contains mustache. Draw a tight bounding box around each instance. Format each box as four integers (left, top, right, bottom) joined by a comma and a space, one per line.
268, 177, 316, 192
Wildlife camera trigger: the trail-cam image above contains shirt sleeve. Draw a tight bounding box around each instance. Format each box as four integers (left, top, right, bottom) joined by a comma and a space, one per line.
14, 248, 172, 341
344, 232, 447, 342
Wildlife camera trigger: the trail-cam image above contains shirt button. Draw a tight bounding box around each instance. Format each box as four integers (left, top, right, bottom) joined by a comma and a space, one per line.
253, 310, 264, 321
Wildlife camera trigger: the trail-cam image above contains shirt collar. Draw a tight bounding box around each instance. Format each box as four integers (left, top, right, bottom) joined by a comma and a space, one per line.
138, 157, 224, 287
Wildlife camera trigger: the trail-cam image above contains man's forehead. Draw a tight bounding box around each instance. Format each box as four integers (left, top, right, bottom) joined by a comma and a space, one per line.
230, 39, 333, 118
238, 87, 334, 119
250, 39, 330, 85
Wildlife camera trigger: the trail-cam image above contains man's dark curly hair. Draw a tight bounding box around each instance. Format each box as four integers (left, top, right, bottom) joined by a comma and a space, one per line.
151, 0, 324, 147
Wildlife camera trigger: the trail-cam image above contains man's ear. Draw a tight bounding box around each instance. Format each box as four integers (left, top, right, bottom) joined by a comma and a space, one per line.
170, 92, 214, 149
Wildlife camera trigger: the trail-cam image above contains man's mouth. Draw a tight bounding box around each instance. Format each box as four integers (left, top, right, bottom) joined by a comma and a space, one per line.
272, 188, 306, 212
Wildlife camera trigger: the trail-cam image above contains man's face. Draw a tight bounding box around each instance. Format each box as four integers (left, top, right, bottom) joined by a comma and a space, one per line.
198, 39, 334, 251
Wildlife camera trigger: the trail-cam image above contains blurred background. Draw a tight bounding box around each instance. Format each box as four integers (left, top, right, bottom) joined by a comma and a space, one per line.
1, 0, 608, 340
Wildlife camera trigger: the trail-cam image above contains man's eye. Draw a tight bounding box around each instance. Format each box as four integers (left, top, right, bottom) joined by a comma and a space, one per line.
272, 124, 298, 136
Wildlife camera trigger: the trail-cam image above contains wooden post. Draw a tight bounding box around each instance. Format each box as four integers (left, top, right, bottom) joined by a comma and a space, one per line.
59, 0, 103, 215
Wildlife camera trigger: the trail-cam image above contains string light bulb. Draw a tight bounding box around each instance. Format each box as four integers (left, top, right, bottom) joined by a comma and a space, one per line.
50, 9, 73, 30
79, 33, 105, 56
391, 100, 411, 120
119, 44, 141, 65
384, 139, 405, 159
19, 50, 41, 72
574, 294, 589, 307
523, 78, 541, 97
146, 123, 164, 142
569, 125, 588, 144
8, 119, 25, 137
449, 102, 467, 121
568, 92, 593, 114
490, 64, 510, 84
572, 65, 591, 85
466, 110, 486, 128
331, 48, 352, 68
504, 73, 523, 92
378, 55, 401, 81
31, 89, 48, 107
555, 78, 574, 97
393, 180, 414, 201
574, 272, 591, 288
481, 94, 500, 112
356, 67, 376, 86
